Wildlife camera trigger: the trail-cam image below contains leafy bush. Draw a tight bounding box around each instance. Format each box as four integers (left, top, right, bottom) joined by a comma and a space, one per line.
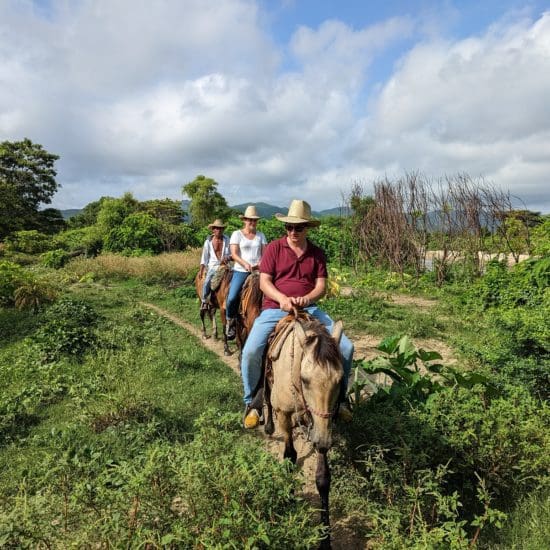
41, 248, 70, 268
0, 260, 32, 306
531, 217, 550, 256
31, 297, 100, 361
104, 212, 163, 254
354, 335, 497, 405
4, 229, 53, 254
14, 280, 57, 311
53, 226, 103, 256
0, 411, 324, 548
333, 381, 549, 548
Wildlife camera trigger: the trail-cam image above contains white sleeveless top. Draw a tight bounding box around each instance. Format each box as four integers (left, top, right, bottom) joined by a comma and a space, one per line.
230, 230, 267, 272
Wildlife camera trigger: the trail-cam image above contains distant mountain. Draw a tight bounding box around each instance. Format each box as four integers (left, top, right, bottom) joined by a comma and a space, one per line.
60, 209, 81, 219
59, 200, 349, 223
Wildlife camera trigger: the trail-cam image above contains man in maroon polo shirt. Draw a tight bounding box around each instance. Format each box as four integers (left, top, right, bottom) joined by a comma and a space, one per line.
240, 199, 354, 429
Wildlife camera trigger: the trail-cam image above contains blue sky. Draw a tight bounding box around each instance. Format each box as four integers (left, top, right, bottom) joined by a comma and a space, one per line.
1, 0, 550, 212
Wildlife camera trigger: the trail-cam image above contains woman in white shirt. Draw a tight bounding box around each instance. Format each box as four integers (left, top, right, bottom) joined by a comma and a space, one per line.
225, 205, 267, 339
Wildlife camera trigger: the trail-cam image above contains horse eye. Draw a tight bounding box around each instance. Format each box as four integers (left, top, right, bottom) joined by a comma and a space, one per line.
301, 378, 311, 388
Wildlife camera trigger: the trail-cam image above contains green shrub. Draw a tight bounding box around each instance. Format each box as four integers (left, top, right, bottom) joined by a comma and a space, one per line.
53, 226, 103, 256
4, 230, 53, 254
41, 248, 70, 268
0, 260, 31, 306
31, 297, 100, 361
333, 382, 548, 547
0, 411, 324, 548
103, 212, 162, 254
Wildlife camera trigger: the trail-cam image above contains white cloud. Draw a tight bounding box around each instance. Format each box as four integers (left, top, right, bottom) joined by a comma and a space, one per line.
361, 11, 550, 211
0, 2, 549, 213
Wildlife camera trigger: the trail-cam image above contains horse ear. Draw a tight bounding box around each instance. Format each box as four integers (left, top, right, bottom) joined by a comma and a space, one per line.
331, 320, 343, 344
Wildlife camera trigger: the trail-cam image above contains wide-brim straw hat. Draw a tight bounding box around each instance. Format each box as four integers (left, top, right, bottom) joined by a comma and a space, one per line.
274, 199, 320, 227
239, 205, 261, 220
208, 218, 226, 229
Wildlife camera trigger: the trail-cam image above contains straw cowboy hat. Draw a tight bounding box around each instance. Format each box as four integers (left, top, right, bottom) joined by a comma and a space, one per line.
238, 205, 261, 220
207, 218, 226, 229
274, 199, 320, 227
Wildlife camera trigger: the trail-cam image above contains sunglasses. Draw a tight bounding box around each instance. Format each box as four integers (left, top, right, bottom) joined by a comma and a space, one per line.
212, 227, 224, 230
285, 224, 307, 233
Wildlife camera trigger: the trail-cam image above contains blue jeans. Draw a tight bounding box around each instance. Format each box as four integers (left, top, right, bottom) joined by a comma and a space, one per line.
226, 270, 249, 319
201, 267, 217, 302
241, 305, 354, 405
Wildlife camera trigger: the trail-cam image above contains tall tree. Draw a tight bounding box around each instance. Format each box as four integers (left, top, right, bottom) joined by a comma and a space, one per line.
0, 138, 60, 238
182, 175, 230, 227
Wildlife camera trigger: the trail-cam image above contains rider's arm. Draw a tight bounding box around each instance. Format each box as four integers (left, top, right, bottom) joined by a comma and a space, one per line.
260, 273, 294, 312
231, 243, 251, 272
292, 277, 326, 307
199, 240, 210, 276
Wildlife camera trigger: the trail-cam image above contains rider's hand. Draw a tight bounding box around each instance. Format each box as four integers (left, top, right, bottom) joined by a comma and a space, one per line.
279, 296, 294, 312
291, 296, 310, 308
244, 262, 252, 272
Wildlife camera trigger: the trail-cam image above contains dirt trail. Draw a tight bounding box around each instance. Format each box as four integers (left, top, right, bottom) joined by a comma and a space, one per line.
140, 303, 357, 547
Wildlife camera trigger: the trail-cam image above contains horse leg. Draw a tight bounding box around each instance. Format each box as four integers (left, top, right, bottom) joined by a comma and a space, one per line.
280, 412, 297, 464
200, 309, 209, 339
263, 383, 274, 436
212, 308, 218, 339
316, 450, 331, 549
220, 308, 230, 356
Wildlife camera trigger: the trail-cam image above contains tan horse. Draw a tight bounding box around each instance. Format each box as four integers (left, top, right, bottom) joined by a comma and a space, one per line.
263, 313, 344, 549
194, 267, 232, 355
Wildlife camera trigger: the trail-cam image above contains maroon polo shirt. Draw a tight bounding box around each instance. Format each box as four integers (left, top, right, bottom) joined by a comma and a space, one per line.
259, 236, 328, 310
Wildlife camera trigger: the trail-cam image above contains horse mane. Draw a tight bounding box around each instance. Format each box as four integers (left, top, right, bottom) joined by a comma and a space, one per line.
299, 317, 343, 369
241, 272, 262, 314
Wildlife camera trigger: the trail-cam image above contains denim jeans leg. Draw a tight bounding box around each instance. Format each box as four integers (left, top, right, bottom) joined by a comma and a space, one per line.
226, 271, 249, 319
201, 267, 216, 302
306, 305, 354, 401
241, 308, 286, 404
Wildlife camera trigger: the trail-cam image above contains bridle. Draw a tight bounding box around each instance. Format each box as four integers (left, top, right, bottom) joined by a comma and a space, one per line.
288, 322, 339, 425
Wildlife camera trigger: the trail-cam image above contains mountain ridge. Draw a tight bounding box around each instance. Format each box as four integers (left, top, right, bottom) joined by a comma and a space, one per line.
60, 201, 350, 220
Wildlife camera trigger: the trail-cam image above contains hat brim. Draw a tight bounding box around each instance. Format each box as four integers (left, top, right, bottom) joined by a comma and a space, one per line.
274, 213, 320, 227
208, 224, 226, 229
238, 214, 261, 220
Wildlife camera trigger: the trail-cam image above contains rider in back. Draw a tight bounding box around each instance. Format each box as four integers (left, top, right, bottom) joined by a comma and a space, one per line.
199, 219, 231, 310
240, 199, 354, 428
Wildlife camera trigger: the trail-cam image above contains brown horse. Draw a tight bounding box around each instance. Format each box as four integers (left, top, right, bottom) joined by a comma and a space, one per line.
263, 313, 344, 549
194, 267, 232, 355
235, 271, 263, 358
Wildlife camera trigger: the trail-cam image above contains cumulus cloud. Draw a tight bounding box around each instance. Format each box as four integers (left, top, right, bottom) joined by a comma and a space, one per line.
0, 1, 549, 212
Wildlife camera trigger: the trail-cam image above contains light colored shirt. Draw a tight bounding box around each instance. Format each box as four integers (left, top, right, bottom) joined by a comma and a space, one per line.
230, 230, 267, 272
200, 235, 231, 269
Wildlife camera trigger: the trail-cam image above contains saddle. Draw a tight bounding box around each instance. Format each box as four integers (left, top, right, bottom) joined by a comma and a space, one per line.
210, 264, 230, 291
264, 312, 311, 387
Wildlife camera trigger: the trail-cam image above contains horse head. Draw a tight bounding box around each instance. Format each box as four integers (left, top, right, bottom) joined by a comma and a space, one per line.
294, 319, 344, 452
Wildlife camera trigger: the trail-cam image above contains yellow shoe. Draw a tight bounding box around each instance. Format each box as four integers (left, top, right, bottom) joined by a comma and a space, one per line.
338, 402, 353, 423
243, 406, 260, 429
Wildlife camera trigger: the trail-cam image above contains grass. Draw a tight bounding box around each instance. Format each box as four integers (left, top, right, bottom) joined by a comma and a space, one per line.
0, 279, 327, 547
2, 256, 548, 547
66, 250, 201, 283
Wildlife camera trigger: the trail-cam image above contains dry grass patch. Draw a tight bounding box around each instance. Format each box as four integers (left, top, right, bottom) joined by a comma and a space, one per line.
66, 250, 201, 283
